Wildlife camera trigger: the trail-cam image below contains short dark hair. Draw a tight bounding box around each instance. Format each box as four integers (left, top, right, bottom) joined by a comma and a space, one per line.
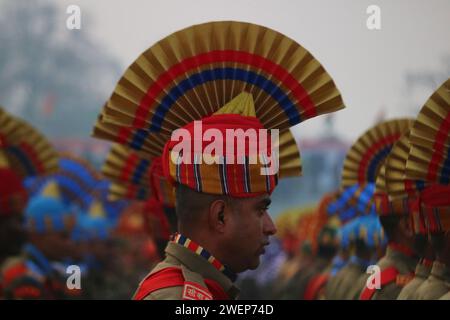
163, 206, 178, 233
430, 232, 445, 254
378, 214, 404, 241
175, 184, 238, 228
354, 239, 371, 257
413, 234, 429, 258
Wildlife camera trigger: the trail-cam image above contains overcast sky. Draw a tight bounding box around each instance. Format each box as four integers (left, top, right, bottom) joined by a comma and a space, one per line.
52, 0, 450, 142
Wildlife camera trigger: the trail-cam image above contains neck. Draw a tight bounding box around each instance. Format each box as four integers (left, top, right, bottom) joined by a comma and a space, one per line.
388, 241, 416, 258
436, 248, 450, 267
178, 230, 229, 265
423, 244, 436, 261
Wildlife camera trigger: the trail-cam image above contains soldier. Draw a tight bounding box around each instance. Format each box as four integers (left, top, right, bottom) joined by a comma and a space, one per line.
91, 21, 345, 299
5, 180, 80, 299
348, 215, 387, 299
323, 118, 415, 300
271, 240, 314, 299
0, 154, 28, 267
132, 94, 302, 300
397, 210, 434, 299
398, 78, 450, 300
0, 108, 59, 299
302, 224, 339, 300
410, 187, 450, 299
328, 214, 385, 300
0, 158, 29, 298
75, 199, 131, 299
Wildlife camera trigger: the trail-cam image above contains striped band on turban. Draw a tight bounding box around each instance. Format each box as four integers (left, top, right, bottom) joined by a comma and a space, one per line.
162, 113, 279, 197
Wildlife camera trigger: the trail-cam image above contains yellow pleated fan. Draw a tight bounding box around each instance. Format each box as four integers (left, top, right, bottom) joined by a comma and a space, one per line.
93, 113, 166, 158
384, 131, 427, 197
375, 162, 387, 194
341, 118, 414, 189
92, 21, 345, 157
406, 78, 450, 184
277, 129, 302, 178
0, 149, 9, 168
0, 107, 59, 177
101, 143, 162, 202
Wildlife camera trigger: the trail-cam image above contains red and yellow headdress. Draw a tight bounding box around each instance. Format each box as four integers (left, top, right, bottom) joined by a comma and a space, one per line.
93, 21, 345, 197
405, 78, 450, 232
0, 107, 59, 215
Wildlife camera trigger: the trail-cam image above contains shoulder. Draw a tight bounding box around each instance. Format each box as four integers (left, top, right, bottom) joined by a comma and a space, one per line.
144, 285, 184, 300
134, 264, 213, 300
439, 291, 450, 300
360, 265, 407, 300
379, 256, 415, 287
397, 277, 424, 300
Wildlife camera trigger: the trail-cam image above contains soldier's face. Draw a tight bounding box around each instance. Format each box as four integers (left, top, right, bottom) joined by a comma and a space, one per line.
224, 194, 277, 272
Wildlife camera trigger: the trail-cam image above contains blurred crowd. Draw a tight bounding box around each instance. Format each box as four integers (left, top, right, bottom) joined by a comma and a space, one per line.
0, 116, 171, 298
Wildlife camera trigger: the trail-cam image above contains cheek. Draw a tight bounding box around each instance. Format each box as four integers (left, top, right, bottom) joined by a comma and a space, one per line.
240, 214, 263, 238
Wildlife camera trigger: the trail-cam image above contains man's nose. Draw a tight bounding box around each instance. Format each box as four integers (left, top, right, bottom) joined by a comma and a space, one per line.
263, 212, 277, 236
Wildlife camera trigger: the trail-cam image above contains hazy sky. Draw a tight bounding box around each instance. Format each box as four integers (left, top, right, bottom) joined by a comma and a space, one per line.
52, 0, 450, 142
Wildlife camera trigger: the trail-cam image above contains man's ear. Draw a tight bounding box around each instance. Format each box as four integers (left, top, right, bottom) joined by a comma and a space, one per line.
208, 199, 227, 233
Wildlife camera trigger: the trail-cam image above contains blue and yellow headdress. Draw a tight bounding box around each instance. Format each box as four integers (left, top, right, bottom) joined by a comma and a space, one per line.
24, 180, 74, 233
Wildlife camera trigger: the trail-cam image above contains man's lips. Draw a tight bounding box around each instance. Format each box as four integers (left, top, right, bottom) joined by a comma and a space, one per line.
259, 242, 270, 254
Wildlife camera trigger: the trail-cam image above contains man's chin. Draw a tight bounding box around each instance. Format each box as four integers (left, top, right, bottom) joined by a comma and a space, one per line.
247, 257, 261, 270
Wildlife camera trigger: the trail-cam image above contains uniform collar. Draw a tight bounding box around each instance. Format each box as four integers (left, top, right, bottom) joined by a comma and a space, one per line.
385, 242, 419, 272
171, 233, 237, 281
388, 242, 416, 258
166, 234, 240, 299
430, 261, 450, 282
415, 259, 432, 278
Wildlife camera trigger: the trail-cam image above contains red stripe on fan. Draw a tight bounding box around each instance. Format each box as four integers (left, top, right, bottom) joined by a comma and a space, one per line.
358, 134, 400, 183
428, 112, 450, 181
134, 50, 317, 127
404, 180, 416, 196
118, 127, 133, 145
121, 153, 139, 181
126, 184, 136, 199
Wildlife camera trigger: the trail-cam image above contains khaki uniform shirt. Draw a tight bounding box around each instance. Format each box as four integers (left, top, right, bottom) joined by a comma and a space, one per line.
397, 260, 432, 300
413, 261, 450, 300
325, 257, 367, 300
361, 245, 418, 300
134, 242, 240, 300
